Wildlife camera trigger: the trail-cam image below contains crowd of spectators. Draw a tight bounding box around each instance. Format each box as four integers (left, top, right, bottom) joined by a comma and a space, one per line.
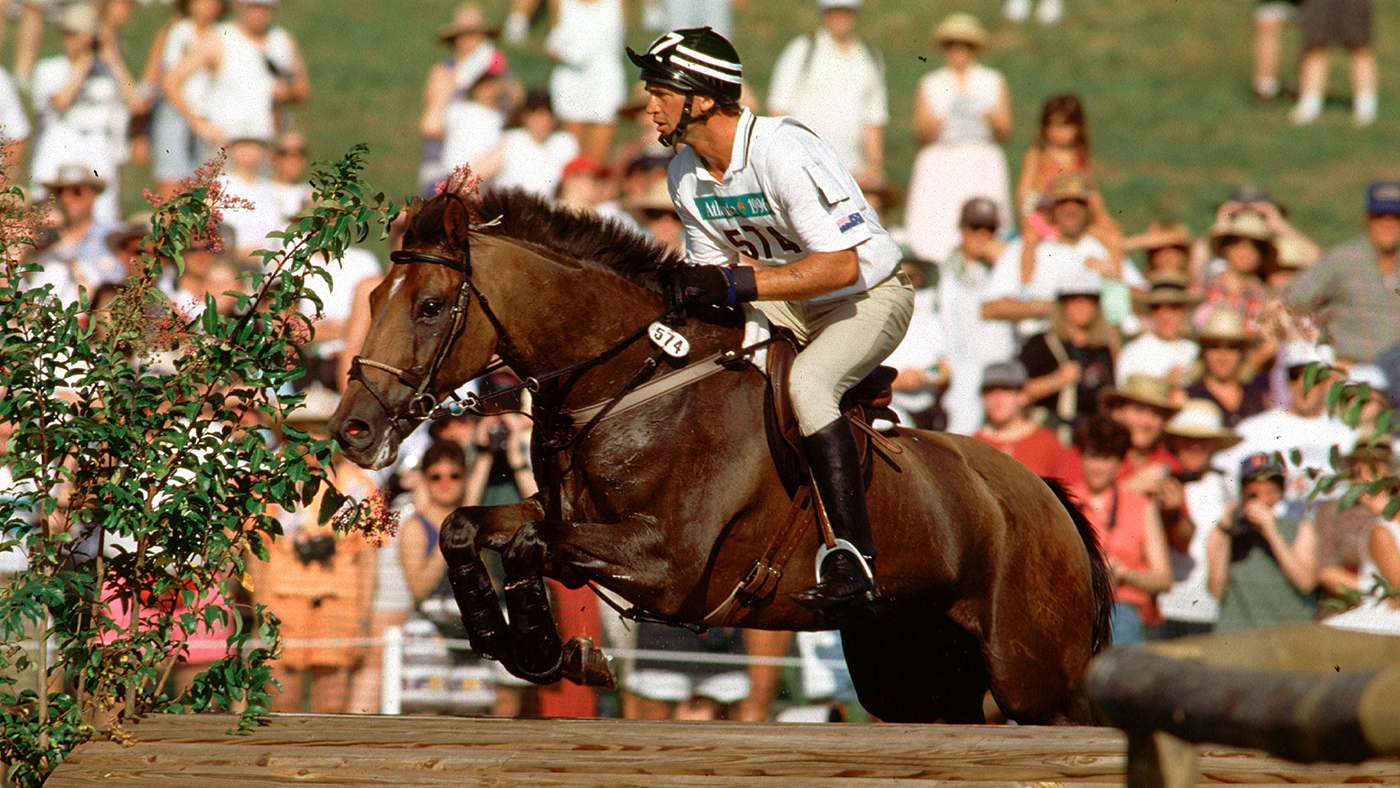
1, 0, 1397, 724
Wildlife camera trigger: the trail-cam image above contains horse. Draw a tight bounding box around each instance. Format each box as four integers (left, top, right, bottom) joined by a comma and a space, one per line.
330, 189, 1114, 724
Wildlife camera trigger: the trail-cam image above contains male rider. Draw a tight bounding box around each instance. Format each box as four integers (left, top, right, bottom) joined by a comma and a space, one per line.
628, 28, 913, 614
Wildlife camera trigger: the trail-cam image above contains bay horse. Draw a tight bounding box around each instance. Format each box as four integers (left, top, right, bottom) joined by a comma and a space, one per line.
329, 190, 1113, 723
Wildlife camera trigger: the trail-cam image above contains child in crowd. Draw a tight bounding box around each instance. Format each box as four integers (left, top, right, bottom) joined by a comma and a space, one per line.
1014, 95, 1120, 286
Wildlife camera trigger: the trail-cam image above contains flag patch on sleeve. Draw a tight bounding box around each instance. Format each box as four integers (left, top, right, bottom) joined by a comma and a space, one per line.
837, 212, 865, 233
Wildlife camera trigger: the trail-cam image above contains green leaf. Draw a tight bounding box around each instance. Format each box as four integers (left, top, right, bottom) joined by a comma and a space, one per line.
317, 485, 347, 526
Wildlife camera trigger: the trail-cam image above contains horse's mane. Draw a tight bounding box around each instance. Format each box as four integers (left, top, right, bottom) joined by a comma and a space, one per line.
402, 188, 686, 294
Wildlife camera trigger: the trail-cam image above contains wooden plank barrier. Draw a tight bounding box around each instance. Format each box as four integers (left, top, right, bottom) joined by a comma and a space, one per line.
1086, 624, 1400, 788
47, 712, 1399, 787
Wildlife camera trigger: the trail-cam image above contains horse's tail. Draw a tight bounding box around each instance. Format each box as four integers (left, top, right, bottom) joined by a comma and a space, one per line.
1042, 477, 1114, 654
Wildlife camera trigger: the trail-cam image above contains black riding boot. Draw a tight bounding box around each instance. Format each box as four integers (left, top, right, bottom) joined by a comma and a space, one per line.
793, 419, 878, 613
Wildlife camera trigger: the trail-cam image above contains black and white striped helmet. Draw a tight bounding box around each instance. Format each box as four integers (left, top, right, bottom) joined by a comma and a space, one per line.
627, 27, 743, 106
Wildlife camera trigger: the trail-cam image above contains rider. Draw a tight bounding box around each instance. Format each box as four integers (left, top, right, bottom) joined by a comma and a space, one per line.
628, 28, 914, 614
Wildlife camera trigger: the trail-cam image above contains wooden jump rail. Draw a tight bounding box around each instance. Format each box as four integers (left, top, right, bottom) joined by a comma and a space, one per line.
1086, 624, 1400, 788
47, 711, 1399, 787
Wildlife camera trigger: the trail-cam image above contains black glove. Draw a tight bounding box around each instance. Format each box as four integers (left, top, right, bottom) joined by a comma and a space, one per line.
664, 265, 758, 308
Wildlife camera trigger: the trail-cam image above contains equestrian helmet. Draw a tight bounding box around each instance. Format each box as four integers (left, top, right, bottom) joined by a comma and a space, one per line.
627, 27, 743, 106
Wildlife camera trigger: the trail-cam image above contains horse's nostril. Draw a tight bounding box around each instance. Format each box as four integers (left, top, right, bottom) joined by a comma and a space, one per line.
344, 419, 371, 441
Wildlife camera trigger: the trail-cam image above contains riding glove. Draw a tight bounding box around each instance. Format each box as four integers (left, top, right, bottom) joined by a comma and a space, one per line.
666, 264, 758, 308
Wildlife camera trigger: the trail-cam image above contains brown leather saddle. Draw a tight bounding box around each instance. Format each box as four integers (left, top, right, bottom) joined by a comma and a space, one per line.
700, 332, 902, 625
762, 330, 899, 496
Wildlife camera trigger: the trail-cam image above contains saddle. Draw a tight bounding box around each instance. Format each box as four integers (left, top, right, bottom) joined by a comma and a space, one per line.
762, 331, 900, 496
699, 332, 903, 626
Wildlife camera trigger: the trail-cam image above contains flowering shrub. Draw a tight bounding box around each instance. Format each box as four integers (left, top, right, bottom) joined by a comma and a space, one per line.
0, 143, 397, 785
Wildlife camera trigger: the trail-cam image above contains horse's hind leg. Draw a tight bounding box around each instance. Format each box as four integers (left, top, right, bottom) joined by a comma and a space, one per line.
840, 610, 988, 723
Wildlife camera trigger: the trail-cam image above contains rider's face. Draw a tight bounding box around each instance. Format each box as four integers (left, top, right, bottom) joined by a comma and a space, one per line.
645, 84, 687, 140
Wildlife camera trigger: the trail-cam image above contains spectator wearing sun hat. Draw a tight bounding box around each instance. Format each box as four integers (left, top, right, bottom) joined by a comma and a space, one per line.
904, 12, 1012, 265
768, 0, 888, 183
1124, 220, 1196, 280
1155, 399, 1243, 638
419, 4, 519, 191
1185, 309, 1270, 428
1285, 182, 1400, 369
26, 163, 120, 305
1116, 272, 1204, 389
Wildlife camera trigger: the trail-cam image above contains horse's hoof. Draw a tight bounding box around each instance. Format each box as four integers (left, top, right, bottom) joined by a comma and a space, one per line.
559, 636, 616, 690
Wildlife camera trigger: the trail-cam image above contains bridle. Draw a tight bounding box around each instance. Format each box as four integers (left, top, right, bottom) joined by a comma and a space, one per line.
347, 238, 683, 435
348, 243, 491, 428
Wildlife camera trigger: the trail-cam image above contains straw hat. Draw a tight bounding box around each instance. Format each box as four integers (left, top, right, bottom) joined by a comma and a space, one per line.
1124, 221, 1194, 253
1273, 235, 1315, 269
57, 3, 98, 36
437, 3, 501, 42
1195, 309, 1257, 346
42, 162, 107, 192
1134, 271, 1203, 308
624, 178, 677, 216
1046, 172, 1091, 205
1210, 210, 1277, 265
1099, 374, 1179, 413
932, 13, 988, 48
1163, 399, 1242, 447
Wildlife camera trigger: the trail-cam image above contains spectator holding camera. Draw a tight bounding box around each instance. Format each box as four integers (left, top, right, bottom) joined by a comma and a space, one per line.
1207, 453, 1319, 632
30, 3, 140, 225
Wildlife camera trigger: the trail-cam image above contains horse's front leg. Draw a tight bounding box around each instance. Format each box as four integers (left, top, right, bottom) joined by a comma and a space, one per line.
439, 499, 543, 664
498, 514, 684, 685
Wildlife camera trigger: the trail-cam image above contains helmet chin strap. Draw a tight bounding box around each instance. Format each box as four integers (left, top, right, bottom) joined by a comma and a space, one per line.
659, 92, 726, 147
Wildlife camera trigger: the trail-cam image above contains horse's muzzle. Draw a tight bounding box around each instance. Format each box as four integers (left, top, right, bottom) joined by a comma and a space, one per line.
329, 408, 401, 470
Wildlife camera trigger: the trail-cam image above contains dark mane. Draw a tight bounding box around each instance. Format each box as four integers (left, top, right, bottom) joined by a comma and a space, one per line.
404, 189, 686, 294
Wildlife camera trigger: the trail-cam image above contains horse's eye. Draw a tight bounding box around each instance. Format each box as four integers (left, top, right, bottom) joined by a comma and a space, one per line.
418, 298, 445, 320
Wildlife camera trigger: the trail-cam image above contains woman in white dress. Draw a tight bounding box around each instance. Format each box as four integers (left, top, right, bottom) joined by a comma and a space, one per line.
544, 0, 626, 161
143, 0, 226, 198
903, 13, 1012, 264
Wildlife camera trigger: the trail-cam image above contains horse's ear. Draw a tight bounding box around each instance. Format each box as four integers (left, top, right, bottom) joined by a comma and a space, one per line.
443, 195, 472, 250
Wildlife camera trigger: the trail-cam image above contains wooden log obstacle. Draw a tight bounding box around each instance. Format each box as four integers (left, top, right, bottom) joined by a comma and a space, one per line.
1087, 623, 1400, 788
48, 711, 1398, 787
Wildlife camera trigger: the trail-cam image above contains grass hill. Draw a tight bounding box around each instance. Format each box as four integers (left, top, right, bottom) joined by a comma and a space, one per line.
89, 0, 1400, 247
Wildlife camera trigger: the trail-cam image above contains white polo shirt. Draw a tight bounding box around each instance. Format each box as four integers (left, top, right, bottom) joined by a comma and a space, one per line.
669, 109, 901, 303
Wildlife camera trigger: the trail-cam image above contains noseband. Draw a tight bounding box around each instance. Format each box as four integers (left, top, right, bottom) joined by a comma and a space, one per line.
349, 245, 487, 427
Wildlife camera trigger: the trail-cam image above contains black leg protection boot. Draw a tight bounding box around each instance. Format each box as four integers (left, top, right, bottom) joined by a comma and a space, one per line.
792, 418, 879, 613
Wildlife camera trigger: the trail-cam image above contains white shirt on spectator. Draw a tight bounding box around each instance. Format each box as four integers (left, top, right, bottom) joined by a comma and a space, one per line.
984, 235, 1146, 338
219, 172, 285, 256
883, 288, 944, 425
30, 57, 128, 223
939, 249, 1015, 435
1215, 407, 1357, 501
489, 128, 579, 199
0, 65, 31, 143
1115, 334, 1199, 387
767, 29, 887, 175
302, 246, 383, 357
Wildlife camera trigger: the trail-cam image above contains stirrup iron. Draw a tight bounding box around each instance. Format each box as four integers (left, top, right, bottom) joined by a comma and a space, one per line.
814, 539, 880, 602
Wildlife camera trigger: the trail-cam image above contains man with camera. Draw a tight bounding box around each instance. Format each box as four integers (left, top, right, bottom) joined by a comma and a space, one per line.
1206, 453, 1320, 632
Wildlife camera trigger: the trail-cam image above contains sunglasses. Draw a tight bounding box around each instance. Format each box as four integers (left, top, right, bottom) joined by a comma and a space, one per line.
962, 224, 997, 234
53, 186, 96, 197
427, 471, 464, 482
274, 148, 307, 157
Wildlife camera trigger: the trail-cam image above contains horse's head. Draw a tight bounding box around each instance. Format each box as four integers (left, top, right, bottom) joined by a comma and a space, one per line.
331, 194, 498, 468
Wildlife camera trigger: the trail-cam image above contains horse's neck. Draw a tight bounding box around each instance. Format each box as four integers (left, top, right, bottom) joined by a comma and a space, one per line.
479, 238, 742, 404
